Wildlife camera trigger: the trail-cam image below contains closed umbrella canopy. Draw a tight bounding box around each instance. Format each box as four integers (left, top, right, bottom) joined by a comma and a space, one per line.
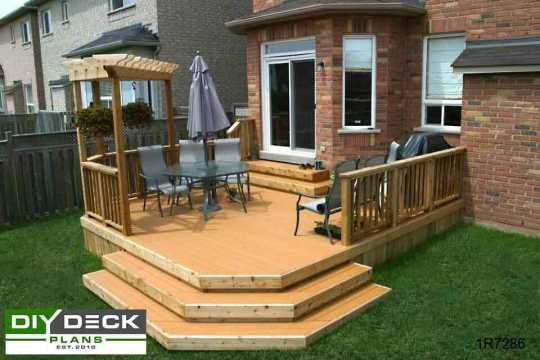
187, 55, 230, 139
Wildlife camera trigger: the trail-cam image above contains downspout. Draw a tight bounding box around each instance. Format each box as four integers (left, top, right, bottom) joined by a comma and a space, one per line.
26, 5, 47, 111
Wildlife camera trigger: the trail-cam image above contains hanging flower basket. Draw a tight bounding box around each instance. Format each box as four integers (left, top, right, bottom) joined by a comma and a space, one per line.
123, 100, 154, 130
75, 106, 114, 138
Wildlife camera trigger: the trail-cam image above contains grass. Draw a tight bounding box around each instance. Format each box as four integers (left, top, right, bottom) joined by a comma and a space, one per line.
0, 212, 539, 359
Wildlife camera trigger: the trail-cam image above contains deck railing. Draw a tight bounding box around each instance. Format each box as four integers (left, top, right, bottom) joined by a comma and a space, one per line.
81, 161, 124, 232
340, 147, 466, 246
226, 119, 255, 160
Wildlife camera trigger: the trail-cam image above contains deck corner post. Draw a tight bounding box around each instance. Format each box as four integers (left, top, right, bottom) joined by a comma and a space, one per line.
164, 79, 176, 165
111, 77, 132, 236
341, 176, 354, 246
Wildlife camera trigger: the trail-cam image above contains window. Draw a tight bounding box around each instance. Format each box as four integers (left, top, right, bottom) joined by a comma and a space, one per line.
0, 76, 5, 112
422, 35, 466, 129
109, 0, 136, 11
61, 1, 69, 22
342, 36, 376, 128
21, 21, 31, 44
41, 9, 53, 35
24, 84, 34, 113
10, 25, 15, 43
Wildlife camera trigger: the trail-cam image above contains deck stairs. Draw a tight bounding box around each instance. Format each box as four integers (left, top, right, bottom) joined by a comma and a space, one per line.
248, 160, 332, 196
84, 248, 391, 350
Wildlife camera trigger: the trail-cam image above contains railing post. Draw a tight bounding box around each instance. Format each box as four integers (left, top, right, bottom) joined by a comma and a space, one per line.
4, 131, 20, 221
341, 177, 353, 246
426, 158, 435, 212
111, 77, 132, 235
389, 168, 400, 227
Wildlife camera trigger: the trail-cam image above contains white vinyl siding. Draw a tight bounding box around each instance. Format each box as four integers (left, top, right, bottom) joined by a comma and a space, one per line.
422, 35, 466, 130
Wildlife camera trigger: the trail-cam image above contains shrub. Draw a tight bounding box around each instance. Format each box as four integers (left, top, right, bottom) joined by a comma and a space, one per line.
75, 106, 113, 137
123, 100, 153, 130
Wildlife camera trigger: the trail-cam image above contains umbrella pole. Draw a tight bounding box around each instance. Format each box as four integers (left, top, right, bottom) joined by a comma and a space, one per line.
203, 136, 209, 165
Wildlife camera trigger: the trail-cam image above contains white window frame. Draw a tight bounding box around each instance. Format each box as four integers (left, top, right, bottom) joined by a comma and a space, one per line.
10, 24, 15, 43
0, 85, 5, 113
21, 21, 31, 44
341, 35, 377, 130
61, 1, 69, 23
23, 83, 34, 113
260, 37, 317, 158
421, 33, 466, 132
109, 0, 136, 12
41, 9, 53, 35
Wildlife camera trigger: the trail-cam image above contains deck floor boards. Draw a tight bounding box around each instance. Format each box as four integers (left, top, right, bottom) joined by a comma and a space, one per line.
128, 187, 345, 277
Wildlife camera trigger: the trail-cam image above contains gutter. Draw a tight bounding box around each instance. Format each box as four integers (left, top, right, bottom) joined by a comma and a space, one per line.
226, 2, 426, 33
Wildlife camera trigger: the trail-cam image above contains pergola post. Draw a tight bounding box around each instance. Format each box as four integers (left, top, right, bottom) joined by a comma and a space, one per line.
164, 79, 175, 164
91, 80, 105, 155
111, 77, 132, 235
73, 81, 89, 212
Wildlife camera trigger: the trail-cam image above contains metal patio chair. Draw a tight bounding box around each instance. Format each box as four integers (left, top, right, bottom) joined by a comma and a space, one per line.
139, 145, 191, 217
214, 138, 251, 200
294, 159, 357, 245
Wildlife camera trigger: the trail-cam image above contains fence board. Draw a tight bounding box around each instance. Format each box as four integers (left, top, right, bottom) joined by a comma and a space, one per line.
0, 118, 190, 224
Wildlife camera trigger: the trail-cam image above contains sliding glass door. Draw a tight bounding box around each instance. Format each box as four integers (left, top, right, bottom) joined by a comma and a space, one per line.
265, 57, 315, 154
262, 38, 316, 158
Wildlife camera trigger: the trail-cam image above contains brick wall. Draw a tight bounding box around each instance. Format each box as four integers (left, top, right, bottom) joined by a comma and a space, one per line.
246, 15, 409, 168
461, 74, 540, 231
426, 0, 540, 39
253, 0, 285, 13
158, 0, 251, 114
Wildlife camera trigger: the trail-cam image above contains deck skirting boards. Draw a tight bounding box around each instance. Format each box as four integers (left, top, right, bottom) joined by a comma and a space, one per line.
81, 199, 463, 290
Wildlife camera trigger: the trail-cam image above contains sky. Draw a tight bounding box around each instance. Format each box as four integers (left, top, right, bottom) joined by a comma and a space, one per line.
0, 0, 26, 18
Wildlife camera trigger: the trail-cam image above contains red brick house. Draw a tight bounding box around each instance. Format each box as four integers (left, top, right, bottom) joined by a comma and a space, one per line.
227, 0, 539, 233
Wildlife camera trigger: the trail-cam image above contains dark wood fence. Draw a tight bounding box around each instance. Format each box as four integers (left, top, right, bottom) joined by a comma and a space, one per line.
0, 118, 188, 224
0, 112, 74, 140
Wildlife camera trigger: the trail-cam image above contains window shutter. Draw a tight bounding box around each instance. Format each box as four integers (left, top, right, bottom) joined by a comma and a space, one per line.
426, 36, 465, 100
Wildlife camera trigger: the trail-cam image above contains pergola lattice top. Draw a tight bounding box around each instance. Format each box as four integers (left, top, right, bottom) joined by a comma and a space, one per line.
64, 54, 179, 82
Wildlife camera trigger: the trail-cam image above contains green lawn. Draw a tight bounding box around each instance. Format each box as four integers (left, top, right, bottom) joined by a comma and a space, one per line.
1, 212, 539, 359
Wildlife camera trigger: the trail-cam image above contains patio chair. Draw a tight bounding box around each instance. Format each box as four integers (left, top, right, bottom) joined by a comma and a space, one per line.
178, 140, 206, 163
213, 138, 251, 200
139, 145, 191, 217
294, 159, 358, 245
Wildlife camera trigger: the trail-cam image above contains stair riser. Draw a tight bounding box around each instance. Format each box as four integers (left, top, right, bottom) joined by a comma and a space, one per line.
103, 256, 372, 322
250, 175, 329, 196
83, 273, 391, 351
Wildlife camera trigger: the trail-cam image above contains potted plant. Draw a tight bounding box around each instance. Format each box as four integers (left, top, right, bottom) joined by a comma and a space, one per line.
123, 100, 154, 130
250, 143, 259, 161
75, 106, 114, 138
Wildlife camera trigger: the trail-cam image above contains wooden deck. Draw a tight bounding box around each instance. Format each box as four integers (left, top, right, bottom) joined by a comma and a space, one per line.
83, 187, 348, 289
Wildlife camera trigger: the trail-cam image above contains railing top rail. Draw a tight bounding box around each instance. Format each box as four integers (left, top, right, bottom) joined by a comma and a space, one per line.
81, 161, 118, 176
340, 147, 466, 180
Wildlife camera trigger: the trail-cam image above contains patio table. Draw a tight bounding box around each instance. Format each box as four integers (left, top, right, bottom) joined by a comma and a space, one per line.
164, 161, 249, 220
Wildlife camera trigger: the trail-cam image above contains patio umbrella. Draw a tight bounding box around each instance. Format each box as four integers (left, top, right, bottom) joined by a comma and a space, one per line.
187, 54, 230, 163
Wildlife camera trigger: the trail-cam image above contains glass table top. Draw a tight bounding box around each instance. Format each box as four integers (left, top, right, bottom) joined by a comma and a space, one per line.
164, 161, 249, 179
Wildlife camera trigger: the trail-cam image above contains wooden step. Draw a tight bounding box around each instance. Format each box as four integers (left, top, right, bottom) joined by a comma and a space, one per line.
83, 271, 391, 351
250, 173, 331, 196
103, 251, 372, 322
248, 160, 330, 182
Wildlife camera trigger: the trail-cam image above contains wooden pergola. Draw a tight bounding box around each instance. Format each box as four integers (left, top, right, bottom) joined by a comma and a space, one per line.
64, 54, 180, 235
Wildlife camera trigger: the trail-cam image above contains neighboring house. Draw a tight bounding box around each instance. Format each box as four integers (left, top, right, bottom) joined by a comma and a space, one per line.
0, 5, 45, 114
227, 0, 540, 233
22, 0, 250, 117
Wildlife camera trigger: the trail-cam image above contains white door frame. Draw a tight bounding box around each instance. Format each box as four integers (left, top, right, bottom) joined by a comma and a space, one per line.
261, 42, 316, 160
